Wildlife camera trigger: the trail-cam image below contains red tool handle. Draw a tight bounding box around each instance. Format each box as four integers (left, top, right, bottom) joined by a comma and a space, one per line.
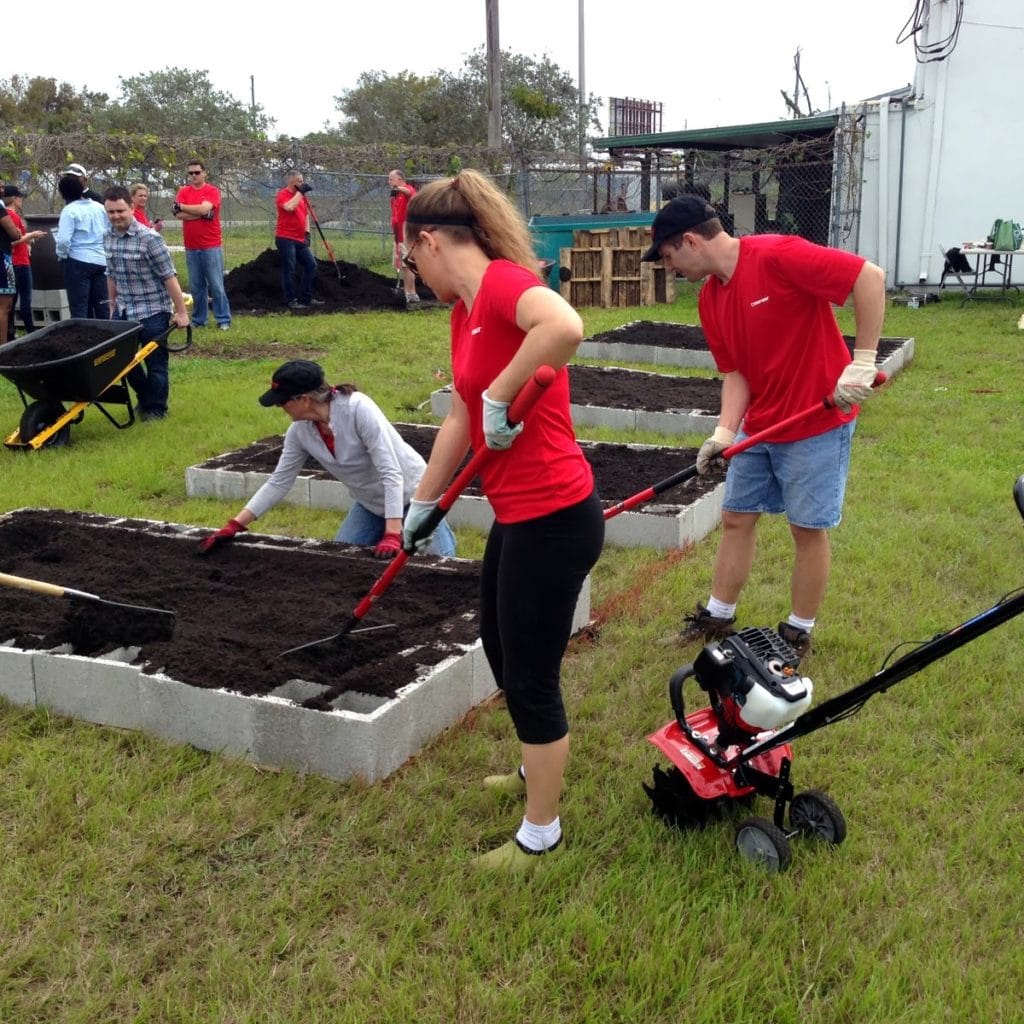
603, 371, 886, 521
349, 365, 557, 622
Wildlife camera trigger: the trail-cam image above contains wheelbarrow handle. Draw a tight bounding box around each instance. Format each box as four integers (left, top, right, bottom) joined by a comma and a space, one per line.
603, 371, 887, 520
151, 321, 193, 353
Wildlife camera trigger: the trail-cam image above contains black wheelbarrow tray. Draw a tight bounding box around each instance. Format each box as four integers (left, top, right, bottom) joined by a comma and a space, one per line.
0, 318, 152, 450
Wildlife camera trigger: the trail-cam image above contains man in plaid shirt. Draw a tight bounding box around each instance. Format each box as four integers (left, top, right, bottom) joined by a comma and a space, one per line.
103, 185, 190, 421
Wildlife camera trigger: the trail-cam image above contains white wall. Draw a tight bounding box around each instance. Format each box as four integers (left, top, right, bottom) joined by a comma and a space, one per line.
854, 0, 1024, 286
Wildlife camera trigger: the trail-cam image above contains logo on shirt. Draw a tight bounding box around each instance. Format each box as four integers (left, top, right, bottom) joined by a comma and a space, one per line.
471, 327, 483, 335
750, 295, 770, 307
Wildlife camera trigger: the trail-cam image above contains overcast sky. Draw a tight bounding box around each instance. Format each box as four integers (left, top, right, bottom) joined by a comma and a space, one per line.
24, 1, 918, 139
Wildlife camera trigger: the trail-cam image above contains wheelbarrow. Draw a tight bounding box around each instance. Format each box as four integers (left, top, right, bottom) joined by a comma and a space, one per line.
0, 317, 191, 451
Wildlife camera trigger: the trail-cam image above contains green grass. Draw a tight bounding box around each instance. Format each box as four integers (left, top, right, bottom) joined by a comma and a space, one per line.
2, 289, 1024, 1023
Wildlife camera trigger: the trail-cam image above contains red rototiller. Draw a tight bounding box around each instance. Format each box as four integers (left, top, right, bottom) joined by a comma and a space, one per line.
642, 474, 1024, 871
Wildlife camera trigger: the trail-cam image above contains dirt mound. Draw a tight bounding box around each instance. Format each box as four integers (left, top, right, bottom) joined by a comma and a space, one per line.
224, 249, 436, 315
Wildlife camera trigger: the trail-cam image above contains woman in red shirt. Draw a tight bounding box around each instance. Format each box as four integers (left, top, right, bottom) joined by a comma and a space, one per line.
130, 184, 163, 232
401, 170, 604, 871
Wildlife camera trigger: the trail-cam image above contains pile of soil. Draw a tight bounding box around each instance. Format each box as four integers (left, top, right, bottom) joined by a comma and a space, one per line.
0, 324, 125, 366
583, 320, 909, 363
199, 424, 723, 514
0, 509, 482, 706
568, 365, 722, 413
224, 249, 437, 315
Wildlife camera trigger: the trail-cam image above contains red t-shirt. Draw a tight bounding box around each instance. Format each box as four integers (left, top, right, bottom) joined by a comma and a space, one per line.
450, 260, 594, 524
9, 209, 30, 267
175, 182, 222, 249
390, 183, 416, 230
133, 207, 151, 228
275, 187, 309, 242
698, 235, 865, 441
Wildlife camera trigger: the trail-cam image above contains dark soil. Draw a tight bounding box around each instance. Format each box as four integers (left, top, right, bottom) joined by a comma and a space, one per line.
0, 509, 483, 706
199, 424, 723, 514
583, 320, 909, 362
0, 324, 126, 366
587, 321, 710, 350
568, 365, 722, 413
224, 249, 437, 315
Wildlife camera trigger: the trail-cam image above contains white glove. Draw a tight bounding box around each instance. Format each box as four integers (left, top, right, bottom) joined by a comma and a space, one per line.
832, 350, 878, 413
402, 498, 440, 553
482, 390, 524, 450
696, 426, 736, 475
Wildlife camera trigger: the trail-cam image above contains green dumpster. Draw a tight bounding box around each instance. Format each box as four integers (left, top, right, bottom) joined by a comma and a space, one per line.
530, 212, 655, 288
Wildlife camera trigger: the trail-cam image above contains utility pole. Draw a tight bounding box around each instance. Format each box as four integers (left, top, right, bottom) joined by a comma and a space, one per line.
578, 0, 586, 169
486, 0, 502, 150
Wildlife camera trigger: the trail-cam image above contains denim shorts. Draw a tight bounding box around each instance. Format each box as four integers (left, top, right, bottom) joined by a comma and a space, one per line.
722, 420, 855, 529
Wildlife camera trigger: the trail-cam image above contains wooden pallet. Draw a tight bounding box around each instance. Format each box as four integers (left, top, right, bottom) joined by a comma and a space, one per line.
558, 245, 675, 308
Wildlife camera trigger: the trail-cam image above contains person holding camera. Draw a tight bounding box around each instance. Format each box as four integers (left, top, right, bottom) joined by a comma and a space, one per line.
275, 170, 322, 311
388, 169, 419, 306
173, 159, 231, 331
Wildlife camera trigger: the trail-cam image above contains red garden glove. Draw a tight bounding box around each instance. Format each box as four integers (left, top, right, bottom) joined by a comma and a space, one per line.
197, 518, 247, 554
372, 532, 403, 560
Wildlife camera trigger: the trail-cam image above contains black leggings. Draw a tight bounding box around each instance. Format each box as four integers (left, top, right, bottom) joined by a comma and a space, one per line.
480, 490, 605, 745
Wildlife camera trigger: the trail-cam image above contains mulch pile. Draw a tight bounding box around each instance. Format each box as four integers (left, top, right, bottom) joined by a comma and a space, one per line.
223, 249, 436, 315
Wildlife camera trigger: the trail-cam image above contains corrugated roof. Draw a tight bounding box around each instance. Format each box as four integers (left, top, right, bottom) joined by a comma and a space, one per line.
593, 113, 839, 153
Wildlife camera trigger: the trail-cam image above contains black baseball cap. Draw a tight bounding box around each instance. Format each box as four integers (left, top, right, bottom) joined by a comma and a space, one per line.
3, 185, 24, 198
641, 196, 719, 261
259, 359, 325, 406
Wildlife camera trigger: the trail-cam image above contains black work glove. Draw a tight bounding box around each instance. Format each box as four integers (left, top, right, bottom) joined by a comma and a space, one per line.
390, 188, 400, 198
172, 203, 182, 215
297, 182, 313, 194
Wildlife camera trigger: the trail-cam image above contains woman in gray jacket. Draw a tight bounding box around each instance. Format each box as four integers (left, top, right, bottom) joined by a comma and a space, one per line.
198, 359, 456, 559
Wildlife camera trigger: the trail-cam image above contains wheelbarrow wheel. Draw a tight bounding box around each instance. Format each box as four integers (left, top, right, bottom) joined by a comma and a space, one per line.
20, 400, 71, 448
789, 789, 847, 845
735, 815, 792, 872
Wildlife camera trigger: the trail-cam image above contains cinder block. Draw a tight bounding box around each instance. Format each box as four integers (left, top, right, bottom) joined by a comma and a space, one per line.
184, 466, 219, 499
139, 673, 255, 757
243, 471, 311, 507
309, 478, 352, 511
34, 650, 144, 729
270, 678, 333, 704
636, 409, 718, 434
209, 469, 247, 501
0, 645, 36, 707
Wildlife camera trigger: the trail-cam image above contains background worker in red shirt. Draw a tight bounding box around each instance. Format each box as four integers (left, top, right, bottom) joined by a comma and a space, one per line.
3, 186, 44, 339
388, 169, 419, 306
173, 159, 232, 331
275, 170, 322, 311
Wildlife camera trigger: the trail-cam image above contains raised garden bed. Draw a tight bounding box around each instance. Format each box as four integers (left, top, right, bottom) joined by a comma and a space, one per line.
185, 423, 727, 550
0, 508, 590, 782
432, 365, 723, 434
577, 320, 915, 378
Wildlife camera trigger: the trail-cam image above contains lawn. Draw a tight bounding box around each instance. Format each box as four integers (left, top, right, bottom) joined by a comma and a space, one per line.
1, 286, 1023, 1023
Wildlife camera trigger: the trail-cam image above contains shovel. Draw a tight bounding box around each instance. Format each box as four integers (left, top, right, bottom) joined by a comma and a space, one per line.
0, 570, 176, 645
279, 364, 558, 657
603, 373, 887, 521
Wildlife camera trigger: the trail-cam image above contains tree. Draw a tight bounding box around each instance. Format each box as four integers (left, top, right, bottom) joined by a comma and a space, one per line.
330, 49, 600, 161
104, 68, 270, 139
0, 75, 109, 132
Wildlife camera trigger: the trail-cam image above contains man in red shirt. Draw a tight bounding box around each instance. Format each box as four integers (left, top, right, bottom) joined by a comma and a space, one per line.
174, 159, 232, 331
644, 196, 886, 658
388, 169, 419, 305
274, 171, 322, 310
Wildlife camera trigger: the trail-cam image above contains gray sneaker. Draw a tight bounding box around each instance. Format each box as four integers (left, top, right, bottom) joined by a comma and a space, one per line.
657, 602, 737, 647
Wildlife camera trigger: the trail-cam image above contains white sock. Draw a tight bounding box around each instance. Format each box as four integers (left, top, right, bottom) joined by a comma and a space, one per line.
516, 815, 561, 852
706, 596, 736, 619
787, 613, 815, 632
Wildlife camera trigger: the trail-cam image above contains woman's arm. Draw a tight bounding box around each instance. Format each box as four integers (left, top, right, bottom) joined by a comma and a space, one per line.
483, 285, 583, 403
